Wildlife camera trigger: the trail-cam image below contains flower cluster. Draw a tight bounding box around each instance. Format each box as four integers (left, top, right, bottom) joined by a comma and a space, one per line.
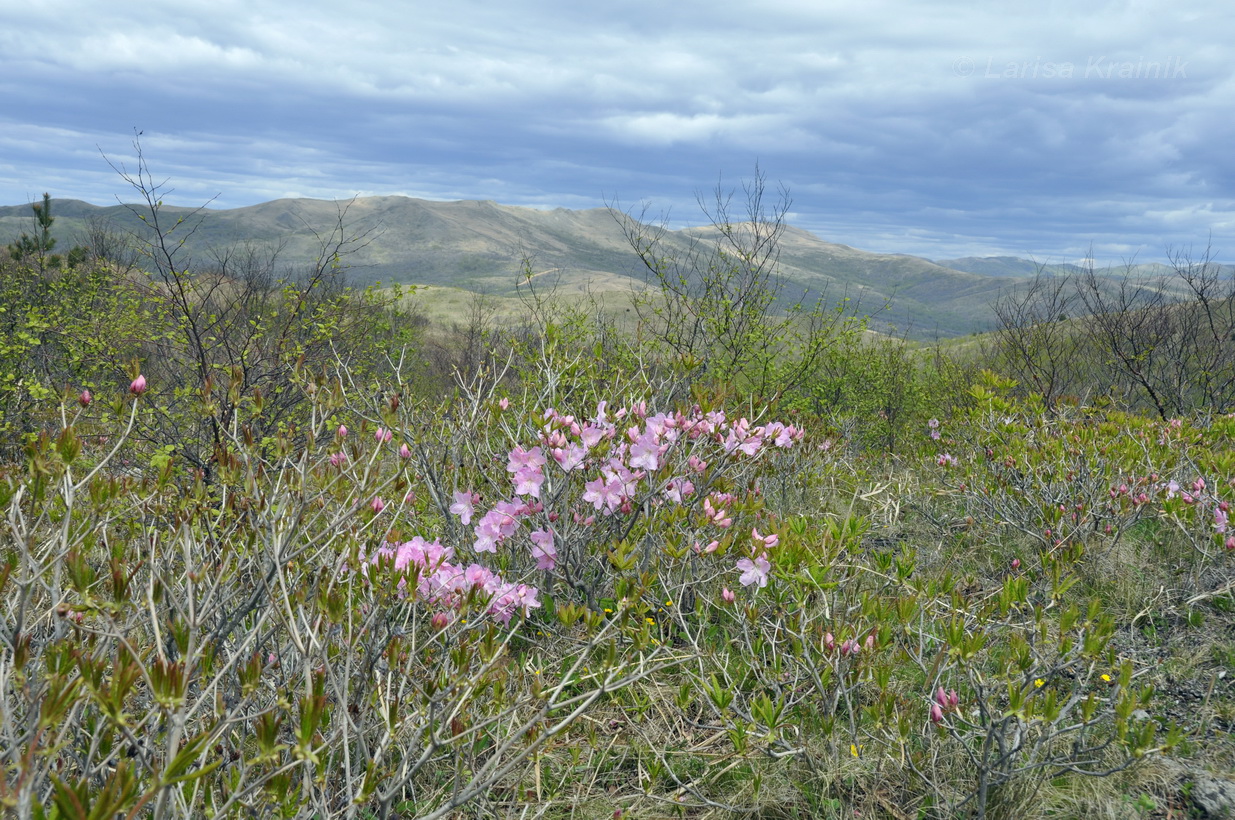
363, 536, 541, 625
449, 401, 802, 589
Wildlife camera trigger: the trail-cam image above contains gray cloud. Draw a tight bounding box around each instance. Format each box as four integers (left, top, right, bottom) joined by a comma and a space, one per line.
1, 0, 1232, 262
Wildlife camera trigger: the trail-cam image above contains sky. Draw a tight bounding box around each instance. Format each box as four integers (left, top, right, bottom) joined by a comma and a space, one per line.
1, 0, 1232, 264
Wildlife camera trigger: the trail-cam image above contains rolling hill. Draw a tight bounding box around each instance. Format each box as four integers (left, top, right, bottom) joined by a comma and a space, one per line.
5, 195, 1212, 339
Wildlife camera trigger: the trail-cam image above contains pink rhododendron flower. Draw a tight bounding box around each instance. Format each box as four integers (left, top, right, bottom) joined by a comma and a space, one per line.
736, 553, 771, 588
329, 451, 347, 467
450, 490, 477, 525
512, 466, 546, 498
507, 445, 546, 475
530, 528, 557, 570
721, 587, 736, 604
370, 496, 386, 514
399, 443, 412, 459
375, 427, 392, 444
78, 389, 92, 407
129, 374, 147, 395
752, 528, 778, 548
337, 425, 348, 438
628, 433, 662, 471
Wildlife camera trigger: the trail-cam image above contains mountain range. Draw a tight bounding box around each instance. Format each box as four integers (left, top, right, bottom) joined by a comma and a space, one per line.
2, 196, 1225, 339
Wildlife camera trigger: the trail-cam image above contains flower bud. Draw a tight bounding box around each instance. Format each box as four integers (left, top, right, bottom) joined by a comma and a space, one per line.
431, 612, 450, 630
370, 496, 386, 514
337, 425, 348, 438
78, 389, 92, 407
930, 703, 944, 724
721, 587, 736, 604
129, 374, 147, 395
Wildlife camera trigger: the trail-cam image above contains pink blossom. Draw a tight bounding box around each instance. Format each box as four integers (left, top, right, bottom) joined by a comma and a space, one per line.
752, 528, 778, 548
530, 528, 557, 570
329, 451, 347, 467
512, 466, 546, 498
337, 425, 348, 439
552, 443, 587, 472
78, 389, 92, 407
375, 427, 392, 444
930, 703, 944, 724
399, 443, 412, 459
507, 445, 546, 475
736, 553, 771, 588
1216, 508, 1229, 534
628, 433, 662, 471
721, 587, 736, 604
431, 612, 450, 630
450, 490, 477, 525
129, 374, 147, 395
370, 496, 386, 514
498, 397, 510, 410
582, 475, 623, 513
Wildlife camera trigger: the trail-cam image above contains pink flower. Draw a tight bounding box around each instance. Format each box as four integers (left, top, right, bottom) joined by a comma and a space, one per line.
498, 397, 510, 410
1215, 508, 1229, 534
736, 553, 771, 588
370, 496, 386, 514
329, 451, 347, 467
824, 632, 835, 652
507, 445, 546, 475
399, 442, 412, 459
628, 434, 662, 471
78, 389, 92, 407
721, 587, 736, 604
376, 427, 393, 444
1011, 557, 1021, 570
930, 703, 944, 724
530, 528, 557, 570
752, 528, 778, 548
512, 466, 546, 498
431, 612, 450, 630
129, 374, 147, 395
337, 425, 348, 439
450, 491, 477, 525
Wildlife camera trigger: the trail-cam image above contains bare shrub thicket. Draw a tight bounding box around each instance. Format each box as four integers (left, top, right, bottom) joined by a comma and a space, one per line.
990, 248, 1235, 418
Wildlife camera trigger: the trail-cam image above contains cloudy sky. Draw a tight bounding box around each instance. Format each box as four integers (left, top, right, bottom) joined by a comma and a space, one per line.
1, 0, 1231, 262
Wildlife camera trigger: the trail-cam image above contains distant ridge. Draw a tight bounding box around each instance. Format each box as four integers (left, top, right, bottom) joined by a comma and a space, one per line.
3, 195, 1202, 339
